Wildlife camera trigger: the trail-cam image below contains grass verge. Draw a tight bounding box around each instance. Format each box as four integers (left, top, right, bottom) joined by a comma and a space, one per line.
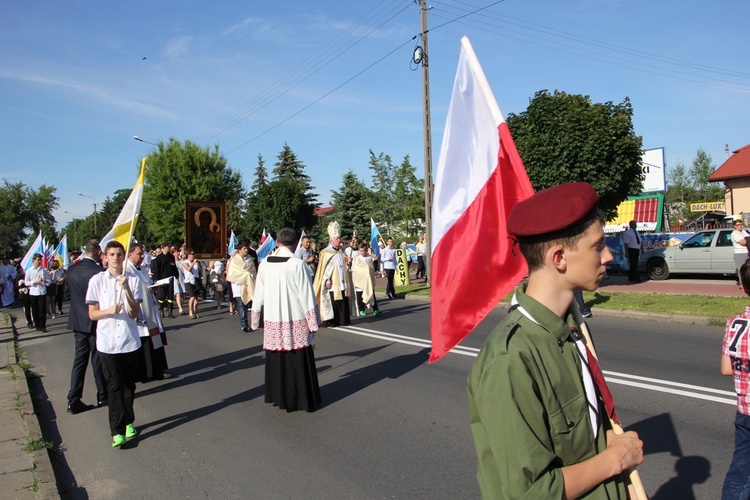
378, 283, 745, 321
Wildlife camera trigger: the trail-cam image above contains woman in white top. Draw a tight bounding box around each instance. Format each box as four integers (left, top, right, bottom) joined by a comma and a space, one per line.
182, 249, 202, 319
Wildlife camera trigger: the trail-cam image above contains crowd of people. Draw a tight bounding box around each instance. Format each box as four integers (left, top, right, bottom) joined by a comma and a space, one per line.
1, 221, 421, 448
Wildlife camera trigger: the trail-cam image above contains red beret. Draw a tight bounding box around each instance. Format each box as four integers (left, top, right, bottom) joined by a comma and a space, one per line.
508, 182, 599, 238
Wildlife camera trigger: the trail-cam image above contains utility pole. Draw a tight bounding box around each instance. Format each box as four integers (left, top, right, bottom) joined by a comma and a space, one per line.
419, 0, 433, 282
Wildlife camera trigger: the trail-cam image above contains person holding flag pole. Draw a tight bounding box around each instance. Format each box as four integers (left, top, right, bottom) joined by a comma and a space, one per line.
86, 158, 146, 448
430, 38, 646, 499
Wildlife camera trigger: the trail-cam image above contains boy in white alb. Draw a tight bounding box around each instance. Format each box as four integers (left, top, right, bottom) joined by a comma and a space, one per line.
86, 240, 143, 448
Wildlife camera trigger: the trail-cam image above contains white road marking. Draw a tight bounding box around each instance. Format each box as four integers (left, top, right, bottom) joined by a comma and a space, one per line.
333, 325, 736, 405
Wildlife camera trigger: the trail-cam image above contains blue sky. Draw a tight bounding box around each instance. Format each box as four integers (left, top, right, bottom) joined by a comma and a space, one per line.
1, 0, 748, 233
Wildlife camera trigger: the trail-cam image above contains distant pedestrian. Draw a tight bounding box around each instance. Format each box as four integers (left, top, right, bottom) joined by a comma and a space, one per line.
731, 219, 749, 287
352, 242, 381, 317
381, 237, 397, 299
226, 240, 257, 332
251, 227, 321, 412
623, 220, 642, 283
24, 253, 49, 332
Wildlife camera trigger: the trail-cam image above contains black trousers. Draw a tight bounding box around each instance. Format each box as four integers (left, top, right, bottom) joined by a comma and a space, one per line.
30, 294, 47, 330
22, 293, 33, 325
99, 350, 138, 435
385, 269, 396, 297
68, 330, 107, 405
627, 248, 640, 281
328, 291, 351, 327
356, 290, 380, 313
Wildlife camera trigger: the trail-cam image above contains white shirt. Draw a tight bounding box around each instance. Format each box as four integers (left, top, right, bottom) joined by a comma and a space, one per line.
732, 229, 749, 254
622, 228, 641, 250
24, 266, 50, 296
381, 246, 397, 270
182, 259, 198, 285
85, 270, 143, 354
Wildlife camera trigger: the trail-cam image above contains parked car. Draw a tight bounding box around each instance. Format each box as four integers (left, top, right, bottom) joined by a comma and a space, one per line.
638, 229, 736, 280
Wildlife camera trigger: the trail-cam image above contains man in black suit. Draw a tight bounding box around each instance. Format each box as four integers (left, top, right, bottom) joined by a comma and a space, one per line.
151, 242, 179, 318
66, 239, 107, 414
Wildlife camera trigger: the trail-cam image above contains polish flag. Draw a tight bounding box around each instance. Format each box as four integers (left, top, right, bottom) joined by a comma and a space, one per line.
429, 37, 534, 363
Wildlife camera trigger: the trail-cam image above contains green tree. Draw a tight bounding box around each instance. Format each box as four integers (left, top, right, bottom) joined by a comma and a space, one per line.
392, 154, 425, 240
368, 150, 397, 235
330, 171, 375, 240
0, 180, 59, 257
665, 161, 695, 226
251, 153, 268, 194
273, 143, 317, 206
690, 148, 724, 202
246, 179, 316, 240
506, 90, 644, 218
141, 138, 246, 245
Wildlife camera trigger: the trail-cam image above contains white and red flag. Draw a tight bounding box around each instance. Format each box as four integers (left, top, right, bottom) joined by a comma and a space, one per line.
429, 36, 534, 363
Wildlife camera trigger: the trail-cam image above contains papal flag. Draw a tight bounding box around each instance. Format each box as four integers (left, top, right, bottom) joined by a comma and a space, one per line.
21, 231, 44, 271
100, 158, 146, 250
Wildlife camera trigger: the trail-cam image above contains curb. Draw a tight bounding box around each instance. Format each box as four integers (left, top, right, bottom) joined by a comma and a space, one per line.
383, 292, 717, 327
1, 318, 57, 499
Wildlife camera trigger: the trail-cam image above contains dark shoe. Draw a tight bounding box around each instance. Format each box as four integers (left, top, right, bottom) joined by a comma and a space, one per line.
161, 371, 173, 379
242, 327, 250, 332
582, 311, 593, 318
97, 400, 108, 408
67, 400, 91, 414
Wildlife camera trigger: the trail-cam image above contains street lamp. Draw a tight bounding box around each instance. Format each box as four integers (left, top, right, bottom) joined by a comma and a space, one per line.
133, 135, 158, 147
63, 211, 79, 249
77, 193, 98, 235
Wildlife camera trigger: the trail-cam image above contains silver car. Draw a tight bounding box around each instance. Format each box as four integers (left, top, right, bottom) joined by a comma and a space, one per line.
638, 229, 736, 280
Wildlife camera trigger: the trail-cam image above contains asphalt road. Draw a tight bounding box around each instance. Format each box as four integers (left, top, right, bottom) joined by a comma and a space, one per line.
20, 296, 735, 499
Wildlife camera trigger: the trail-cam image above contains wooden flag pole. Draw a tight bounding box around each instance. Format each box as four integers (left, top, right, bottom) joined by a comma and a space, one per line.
569, 303, 648, 500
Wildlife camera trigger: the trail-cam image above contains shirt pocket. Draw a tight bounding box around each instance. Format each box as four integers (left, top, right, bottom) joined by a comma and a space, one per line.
548, 393, 592, 465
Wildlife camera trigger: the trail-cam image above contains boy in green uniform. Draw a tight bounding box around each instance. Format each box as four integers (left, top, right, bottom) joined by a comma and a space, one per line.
467, 182, 643, 499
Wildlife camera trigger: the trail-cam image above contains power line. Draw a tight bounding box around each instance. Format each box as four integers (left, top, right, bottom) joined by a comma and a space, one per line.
224, 38, 415, 155
193, 0, 413, 144
432, 0, 750, 90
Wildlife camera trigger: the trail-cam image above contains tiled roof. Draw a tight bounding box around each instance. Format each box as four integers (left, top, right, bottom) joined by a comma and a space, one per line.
313, 206, 336, 216
709, 144, 750, 181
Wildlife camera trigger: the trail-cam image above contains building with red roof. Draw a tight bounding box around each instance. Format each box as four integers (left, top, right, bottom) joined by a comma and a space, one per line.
709, 144, 750, 217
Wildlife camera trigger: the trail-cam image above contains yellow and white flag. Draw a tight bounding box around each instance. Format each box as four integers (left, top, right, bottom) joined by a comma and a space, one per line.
100, 158, 146, 251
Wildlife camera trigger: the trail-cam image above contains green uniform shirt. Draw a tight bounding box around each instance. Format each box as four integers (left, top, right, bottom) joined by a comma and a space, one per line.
466, 285, 627, 499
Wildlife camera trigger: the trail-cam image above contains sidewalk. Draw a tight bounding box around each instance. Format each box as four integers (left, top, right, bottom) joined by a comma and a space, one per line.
0, 313, 57, 499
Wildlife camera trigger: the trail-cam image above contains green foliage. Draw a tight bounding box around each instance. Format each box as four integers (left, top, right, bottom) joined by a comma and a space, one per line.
251, 154, 268, 194
141, 138, 246, 246
368, 150, 397, 235
245, 179, 316, 240
690, 148, 724, 201
506, 90, 644, 218
392, 154, 425, 240
0, 179, 59, 258
664, 149, 726, 227
273, 143, 317, 206
330, 171, 375, 240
